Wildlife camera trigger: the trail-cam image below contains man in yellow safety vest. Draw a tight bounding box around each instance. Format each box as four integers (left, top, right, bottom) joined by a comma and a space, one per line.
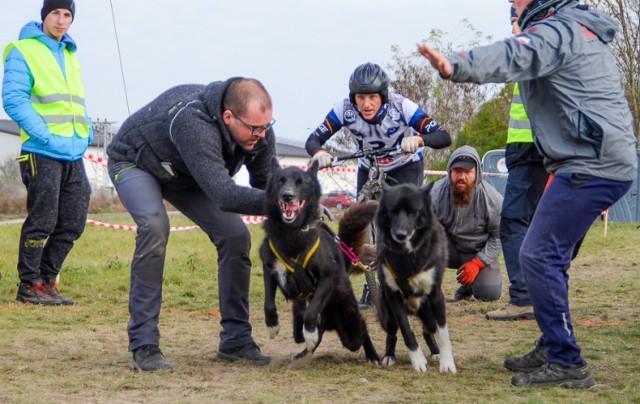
2, 0, 92, 306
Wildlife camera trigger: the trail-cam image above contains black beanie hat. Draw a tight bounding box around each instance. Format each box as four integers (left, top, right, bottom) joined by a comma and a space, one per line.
41, 0, 75, 21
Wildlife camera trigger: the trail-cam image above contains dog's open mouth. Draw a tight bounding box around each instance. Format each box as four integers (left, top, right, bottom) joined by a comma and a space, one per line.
279, 199, 306, 223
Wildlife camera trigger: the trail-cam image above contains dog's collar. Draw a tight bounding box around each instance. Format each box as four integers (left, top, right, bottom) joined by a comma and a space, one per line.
384, 255, 431, 282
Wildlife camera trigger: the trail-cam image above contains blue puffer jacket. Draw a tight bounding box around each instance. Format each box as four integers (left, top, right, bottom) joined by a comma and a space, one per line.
2, 21, 93, 161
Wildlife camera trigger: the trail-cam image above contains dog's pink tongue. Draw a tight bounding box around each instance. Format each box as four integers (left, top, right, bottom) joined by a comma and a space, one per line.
285, 202, 300, 215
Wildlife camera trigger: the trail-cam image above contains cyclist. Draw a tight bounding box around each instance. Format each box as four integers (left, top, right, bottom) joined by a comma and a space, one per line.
305, 62, 452, 309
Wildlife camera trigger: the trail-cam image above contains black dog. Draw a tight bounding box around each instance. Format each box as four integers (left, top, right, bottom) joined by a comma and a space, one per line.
260, 161, 379, 363
375, 183, 456, 373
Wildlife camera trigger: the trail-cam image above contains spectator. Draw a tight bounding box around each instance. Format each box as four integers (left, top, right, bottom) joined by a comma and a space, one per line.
2, 0, 91, 306
485, 1, 549, 322
107, 78, 277, 372
418, 0, 636, 388
430, 146, 503, 302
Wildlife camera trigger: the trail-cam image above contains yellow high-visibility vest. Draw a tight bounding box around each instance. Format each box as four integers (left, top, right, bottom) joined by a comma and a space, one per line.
3, 38, 90, 143
507, 83, 533, 144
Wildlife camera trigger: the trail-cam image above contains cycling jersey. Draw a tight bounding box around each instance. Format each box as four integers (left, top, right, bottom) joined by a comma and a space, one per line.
305, 92, 450, 171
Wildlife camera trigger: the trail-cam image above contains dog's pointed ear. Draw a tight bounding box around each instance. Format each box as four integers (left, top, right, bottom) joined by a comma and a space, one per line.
309, 159, 319, 176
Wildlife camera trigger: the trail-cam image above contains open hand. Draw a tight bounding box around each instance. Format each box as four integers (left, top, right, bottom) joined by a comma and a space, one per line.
416, 43, 453, 79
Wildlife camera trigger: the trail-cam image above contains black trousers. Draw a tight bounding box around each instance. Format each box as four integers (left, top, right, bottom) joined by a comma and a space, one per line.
17, 153, 91, 284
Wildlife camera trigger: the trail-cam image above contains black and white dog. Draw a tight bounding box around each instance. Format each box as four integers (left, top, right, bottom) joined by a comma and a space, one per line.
375, 183, 456, 373
260, 161, 379, 363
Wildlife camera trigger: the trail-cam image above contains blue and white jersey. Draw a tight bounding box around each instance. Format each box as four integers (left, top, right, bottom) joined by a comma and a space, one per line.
306, 92, 448, 172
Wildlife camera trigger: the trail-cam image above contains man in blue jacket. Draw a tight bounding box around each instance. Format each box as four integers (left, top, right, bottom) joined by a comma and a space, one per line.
2, 0, 92, 307
418, 0, 636, 388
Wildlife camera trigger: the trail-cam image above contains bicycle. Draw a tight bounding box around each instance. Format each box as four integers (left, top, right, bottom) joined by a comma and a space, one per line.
330, 146, 404, 307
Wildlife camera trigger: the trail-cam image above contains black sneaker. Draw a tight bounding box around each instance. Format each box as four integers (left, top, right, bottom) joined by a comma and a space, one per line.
130, 344, 173, 372
43, 281, 74, 306
358, 284, 372, 310
511, 362, 596, 388
453, 285, 473, 301
504, 340, 548, 372
217, 342, 271, 366
16, 281, 61, 306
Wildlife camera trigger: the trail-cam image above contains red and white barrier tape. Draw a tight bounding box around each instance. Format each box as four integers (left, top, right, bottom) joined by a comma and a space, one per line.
84, 152, 108, 167
86, 216, 265, 232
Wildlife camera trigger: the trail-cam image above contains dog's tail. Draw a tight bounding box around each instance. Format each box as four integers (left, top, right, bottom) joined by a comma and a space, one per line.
338, 201, 378, 275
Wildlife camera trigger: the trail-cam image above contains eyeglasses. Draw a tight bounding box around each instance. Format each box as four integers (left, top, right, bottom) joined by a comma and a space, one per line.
231, 111, 276, 136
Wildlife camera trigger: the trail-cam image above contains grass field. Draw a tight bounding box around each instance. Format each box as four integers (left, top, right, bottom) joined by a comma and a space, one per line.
0, 213, 639, 403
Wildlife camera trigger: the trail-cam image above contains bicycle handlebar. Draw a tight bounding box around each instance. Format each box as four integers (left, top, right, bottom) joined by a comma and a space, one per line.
331, 146, 403, 166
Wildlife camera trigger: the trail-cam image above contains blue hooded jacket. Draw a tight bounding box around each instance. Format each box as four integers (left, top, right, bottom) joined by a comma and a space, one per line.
2, 21, 93, 161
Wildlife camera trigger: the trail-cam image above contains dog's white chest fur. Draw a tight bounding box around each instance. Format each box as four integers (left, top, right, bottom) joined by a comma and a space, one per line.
382, 263, 437, 295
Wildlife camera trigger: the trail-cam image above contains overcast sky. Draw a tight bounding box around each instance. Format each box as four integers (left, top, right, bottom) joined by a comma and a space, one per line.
1, 0, 510, 143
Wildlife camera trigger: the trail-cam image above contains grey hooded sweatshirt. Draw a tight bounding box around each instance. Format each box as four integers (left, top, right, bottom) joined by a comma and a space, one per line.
431, 146, 503, 265
446, 3, 637, 182
107, 78, 276, 215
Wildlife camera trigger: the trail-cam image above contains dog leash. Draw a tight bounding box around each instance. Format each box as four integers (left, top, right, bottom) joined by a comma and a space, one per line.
335, 236, 375, 273
317, 221, 375, 273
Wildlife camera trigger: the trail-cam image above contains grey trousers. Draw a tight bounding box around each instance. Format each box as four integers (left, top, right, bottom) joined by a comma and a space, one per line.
447, 238, 502, 301
110, 165, 254, 352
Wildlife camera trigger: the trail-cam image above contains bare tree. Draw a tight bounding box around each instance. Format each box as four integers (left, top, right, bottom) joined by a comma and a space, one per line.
387, 23, 500, 167
585, 0, 640, 141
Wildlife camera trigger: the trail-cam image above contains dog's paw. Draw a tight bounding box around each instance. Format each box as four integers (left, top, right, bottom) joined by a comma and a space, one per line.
438, 354, 457, 374
292, 348, 311, 360
381, 355, 396, 367
267, 324, 280, 339
408, 347, 428, 373
303, 327, 319, 352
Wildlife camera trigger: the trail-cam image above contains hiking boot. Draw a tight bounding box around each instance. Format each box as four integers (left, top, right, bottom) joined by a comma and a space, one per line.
486, 304, 534, 321
504, 340, 548, 372
16, 281, 61, 306
43, 281, 74, 306
511, 362, 596, 388
217, 342, 271, 366
453, 285, 473, 301
130, 345, 173, 372
358, 284, 373, 310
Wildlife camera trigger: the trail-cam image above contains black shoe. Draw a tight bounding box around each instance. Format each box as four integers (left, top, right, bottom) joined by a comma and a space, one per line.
358, 284, 372, 310
16, 281, 61, 306
43, 281, 74, 306
453, 285, 473, 301
130, 345, 173, 372
217, 342, 271, 366
511, 362, 596, 388
504, 339, 549, 372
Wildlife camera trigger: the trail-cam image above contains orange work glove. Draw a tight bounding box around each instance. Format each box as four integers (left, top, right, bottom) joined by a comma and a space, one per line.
456, 257, 485, 286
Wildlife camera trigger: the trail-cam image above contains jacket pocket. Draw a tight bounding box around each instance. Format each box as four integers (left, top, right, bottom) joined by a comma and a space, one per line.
575, 112, 603, 158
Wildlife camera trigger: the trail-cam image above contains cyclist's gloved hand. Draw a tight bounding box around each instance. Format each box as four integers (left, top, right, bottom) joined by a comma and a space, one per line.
311, 150, 333, 169
400, 136, 424, 153
456, 257, 485, 286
